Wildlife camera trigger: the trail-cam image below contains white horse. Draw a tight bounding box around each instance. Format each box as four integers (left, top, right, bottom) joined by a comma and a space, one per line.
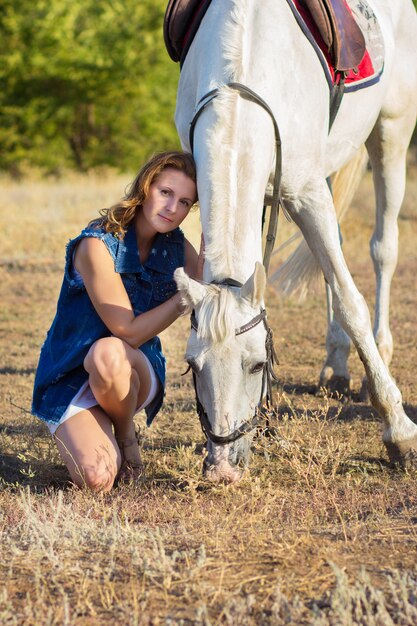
173, 0, 417, 482
271, 146, 383, 398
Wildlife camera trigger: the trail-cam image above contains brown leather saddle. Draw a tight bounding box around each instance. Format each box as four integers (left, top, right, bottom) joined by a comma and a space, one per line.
300, 0, 365, 71
164, 0, 366, 72
164, 0, 212, 64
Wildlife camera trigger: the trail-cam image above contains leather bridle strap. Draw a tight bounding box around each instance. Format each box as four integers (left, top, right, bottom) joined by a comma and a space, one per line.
189, 280, 278, 445
187, 84, 282, 444
189, 81, 282, 274
193, 369, 262, 445
191, 308, 267, 336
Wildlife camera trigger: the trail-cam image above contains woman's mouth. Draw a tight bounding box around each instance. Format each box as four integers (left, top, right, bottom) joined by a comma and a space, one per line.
158, 214, 173, 223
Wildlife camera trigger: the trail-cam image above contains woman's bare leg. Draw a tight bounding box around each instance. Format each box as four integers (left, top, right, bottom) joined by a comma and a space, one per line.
54, 406, 121, 491
54, 337, 156, 489
84, 336, 152, 442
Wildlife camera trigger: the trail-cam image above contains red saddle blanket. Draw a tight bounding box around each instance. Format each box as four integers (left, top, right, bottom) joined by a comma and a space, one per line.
287, 0, 383, 91
164, 0, 384, 92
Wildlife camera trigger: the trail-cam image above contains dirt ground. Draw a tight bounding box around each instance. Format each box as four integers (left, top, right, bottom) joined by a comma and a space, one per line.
0, 166, 416, 625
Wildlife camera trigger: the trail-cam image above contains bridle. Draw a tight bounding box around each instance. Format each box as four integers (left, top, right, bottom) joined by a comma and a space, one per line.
186, 82, 282, 446
189, 82, 282, 271
189, 279, 279, 446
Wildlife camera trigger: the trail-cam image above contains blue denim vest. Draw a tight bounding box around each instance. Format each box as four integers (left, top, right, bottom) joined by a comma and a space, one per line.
32, 221, 185, 426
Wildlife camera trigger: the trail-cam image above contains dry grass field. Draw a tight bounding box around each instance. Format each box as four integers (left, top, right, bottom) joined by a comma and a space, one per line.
0, 163, 416, 625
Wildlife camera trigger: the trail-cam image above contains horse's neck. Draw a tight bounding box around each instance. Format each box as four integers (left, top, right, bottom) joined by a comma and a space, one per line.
194, 92, 274, 284
178, 0, 290, 283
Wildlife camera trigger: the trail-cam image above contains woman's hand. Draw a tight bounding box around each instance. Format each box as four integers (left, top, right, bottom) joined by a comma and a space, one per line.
75, 237, 187, 348
170, 291, 190, 316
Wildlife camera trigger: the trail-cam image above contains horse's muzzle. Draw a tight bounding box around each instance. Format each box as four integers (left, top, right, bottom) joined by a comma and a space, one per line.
203, 458, 242, 483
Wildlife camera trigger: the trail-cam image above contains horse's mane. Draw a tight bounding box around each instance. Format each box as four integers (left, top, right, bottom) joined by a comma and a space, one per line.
197, 286, 237, 343
223, 0, 249, 80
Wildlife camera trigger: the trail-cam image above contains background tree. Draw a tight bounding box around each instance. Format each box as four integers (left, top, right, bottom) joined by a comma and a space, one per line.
0, 0, 415, 174
0, 0, 179, 173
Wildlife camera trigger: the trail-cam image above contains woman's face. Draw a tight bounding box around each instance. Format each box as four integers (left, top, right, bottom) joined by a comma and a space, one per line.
140, 168, 196, 234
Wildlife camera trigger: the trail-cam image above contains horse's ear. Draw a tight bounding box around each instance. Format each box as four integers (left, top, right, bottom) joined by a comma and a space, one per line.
174, 268, 207, 307
241, 262, 266, 307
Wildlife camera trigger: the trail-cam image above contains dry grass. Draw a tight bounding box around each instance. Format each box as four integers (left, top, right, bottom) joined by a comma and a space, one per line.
0, 167, 416, 625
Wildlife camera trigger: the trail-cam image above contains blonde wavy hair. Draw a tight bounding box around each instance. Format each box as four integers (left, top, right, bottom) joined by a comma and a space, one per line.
89, 151, 197, 237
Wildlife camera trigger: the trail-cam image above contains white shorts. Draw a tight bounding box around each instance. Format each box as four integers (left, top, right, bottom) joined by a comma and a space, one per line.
48, 351, 160, 435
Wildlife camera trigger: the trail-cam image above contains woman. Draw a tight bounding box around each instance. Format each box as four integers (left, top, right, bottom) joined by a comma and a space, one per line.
32, 151, 202, 491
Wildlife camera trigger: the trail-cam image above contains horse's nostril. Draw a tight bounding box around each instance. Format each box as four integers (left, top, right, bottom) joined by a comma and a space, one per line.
203, 460, 242, 483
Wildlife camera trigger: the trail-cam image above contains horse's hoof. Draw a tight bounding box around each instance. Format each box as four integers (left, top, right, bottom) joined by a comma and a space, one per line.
317, 375, 351, 400
384, 436, 417, 469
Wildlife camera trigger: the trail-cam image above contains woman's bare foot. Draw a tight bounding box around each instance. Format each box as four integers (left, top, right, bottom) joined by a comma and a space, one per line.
115, 436, 144, 484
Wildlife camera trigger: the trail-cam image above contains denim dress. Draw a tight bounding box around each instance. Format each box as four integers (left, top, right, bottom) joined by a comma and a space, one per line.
32, 221, 185, 427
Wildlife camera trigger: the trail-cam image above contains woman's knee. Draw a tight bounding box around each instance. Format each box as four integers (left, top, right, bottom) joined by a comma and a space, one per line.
84, 337, 130, 382
72, 460, 118, 492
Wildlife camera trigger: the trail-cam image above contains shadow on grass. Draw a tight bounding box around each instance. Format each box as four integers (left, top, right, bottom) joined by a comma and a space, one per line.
0, 452, 71, 492
0, 421, 47, 436
0, 366, 36, 375
279, 381, 318, 395
269, 401, 380, 423
272, 380, 417, 424
336, 455, 391, 473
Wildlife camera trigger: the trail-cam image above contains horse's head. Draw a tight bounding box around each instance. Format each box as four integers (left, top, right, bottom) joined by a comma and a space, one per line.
175, 262, 268, 483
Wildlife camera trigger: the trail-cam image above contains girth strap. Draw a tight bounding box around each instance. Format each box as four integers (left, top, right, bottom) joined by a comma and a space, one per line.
329, 71, 346, 131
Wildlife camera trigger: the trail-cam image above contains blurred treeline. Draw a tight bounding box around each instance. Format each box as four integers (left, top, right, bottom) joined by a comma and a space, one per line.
0, 0, 179, 175
1, 1, 416, 175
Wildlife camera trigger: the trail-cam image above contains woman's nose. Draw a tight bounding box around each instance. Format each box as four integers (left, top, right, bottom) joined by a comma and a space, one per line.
166, 197, 178, 213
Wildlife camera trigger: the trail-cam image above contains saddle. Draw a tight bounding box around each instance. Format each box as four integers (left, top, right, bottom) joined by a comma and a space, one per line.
299, 0, 365, 71
164, 0, 212, 64
164, 0, 366, 72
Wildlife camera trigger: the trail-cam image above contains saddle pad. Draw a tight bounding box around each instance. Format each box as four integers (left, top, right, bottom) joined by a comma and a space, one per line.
289, 0, 384, 91
164, 0, 384, 93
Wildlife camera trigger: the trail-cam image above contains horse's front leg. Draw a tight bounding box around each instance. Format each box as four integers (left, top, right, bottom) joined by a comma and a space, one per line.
284, 181, 417, 466
318, 282, 351, 398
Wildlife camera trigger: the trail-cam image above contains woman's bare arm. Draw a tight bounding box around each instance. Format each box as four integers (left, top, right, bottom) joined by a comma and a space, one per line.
184, 234, 205, 280
75, 237, 185, 349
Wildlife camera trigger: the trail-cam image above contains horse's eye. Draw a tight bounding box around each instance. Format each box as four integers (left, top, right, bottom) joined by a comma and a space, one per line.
250, 362, 265, 374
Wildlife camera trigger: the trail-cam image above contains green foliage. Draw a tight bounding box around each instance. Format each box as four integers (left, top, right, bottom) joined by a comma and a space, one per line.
1, 1, 416, 173
0, 0, 180, 173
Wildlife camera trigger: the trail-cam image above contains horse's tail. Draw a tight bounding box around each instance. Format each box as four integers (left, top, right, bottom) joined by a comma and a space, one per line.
270, 145, 368, 298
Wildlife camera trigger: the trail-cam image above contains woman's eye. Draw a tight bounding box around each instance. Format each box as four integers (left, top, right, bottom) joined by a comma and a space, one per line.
181, 199, 191, 207
160, 189, 169, 196
250, 362, 265, 374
